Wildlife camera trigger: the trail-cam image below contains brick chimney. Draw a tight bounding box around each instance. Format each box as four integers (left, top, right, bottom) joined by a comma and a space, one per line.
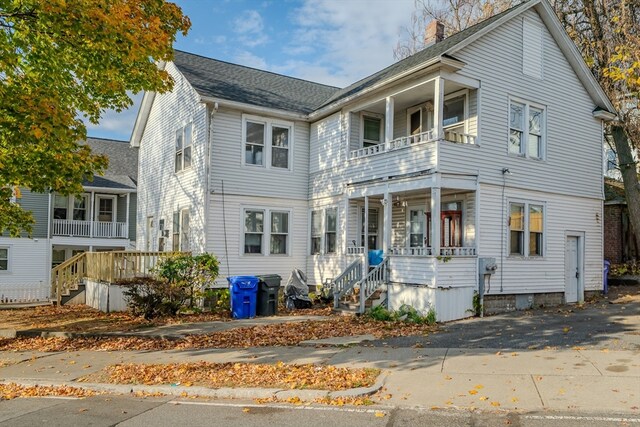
424, 20, 445, 45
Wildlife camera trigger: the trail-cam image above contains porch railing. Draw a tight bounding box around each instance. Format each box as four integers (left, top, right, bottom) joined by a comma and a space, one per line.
439, 247, 477, 256
349, 127, 477, 160
359, 257, 389, 313
52, 219, 128, 238
346, 246, 365, 255
51, 252, 87, 305
349, 129, 436, 159
388, 246, 434, 256
332, 259, 363, 309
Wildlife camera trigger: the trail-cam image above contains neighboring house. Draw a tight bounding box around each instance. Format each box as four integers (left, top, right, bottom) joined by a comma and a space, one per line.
604, 178, 637, 263
0, 137, 138, 303
132, 0, 615, 320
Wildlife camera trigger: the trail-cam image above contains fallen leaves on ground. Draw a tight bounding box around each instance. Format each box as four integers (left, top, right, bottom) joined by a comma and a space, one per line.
0, 382, 99, 400
255, 395, 375, 406
80, 361, 379, 391
0, 316, 437, 352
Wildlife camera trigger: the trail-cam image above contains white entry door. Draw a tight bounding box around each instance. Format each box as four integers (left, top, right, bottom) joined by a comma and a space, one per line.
564, 235, 581, 303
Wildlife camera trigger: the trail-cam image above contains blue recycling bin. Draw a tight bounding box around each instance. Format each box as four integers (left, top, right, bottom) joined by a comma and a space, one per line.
368, 250, 384, 266
603, 260, 611, 294
227, 276, 259, 319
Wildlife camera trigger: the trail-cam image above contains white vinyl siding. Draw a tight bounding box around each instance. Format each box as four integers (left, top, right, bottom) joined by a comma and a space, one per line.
523, 17, 543, 79
137, 62, 207, 254
0, 238, 49, 300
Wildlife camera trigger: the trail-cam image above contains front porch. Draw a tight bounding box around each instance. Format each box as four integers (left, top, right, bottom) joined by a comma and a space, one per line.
332, 174, 479, 320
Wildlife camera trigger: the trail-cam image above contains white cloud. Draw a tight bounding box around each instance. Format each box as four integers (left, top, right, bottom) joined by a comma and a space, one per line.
233, 10, 269, 47
194, 35, 227, 45
281, 0, 416, 86
234, 50, 268, 70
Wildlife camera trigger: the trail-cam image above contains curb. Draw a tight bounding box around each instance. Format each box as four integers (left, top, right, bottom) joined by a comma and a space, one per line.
0, 373, 387, 401
0, 330, 184, 340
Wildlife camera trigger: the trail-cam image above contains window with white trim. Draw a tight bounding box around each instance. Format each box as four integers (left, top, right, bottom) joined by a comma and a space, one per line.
175, 122, 193, 173
244, 209, 264, 254
0, 247, 8, 271
361, 113, 383, 148
270, 211, 289, 255
509, 99, 545, 159
243, 115, 293, 170
509, 202, 544, 257
310, 207, 338, 255
310, 210, 322, 255
172, 209, 190, 252
53, 194, 90, 221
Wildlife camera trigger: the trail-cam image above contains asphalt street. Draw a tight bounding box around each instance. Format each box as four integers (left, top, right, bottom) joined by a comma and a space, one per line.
1, 396, 639, 427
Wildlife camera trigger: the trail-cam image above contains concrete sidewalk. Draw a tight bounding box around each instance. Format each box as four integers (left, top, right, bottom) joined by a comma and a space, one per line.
1, 344, 638, 415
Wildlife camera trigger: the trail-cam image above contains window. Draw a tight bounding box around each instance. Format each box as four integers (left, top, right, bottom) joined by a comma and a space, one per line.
606, 148, 617, 172
271, 126, 289, 169
73, 196, 88, 221
509, 99, 545, 158
310, 207, 337, 255
245, 121, 265, 166
270, 211, 289, 255
175, 122, 193, 173
180, 209, 190, 252
409, 209, 426, 247
425, 202, 463, 247
97, 197, 114, 222
244, 210, 264, 254
0, 247, 8, 271
529, 205, 543, 256
509, 202, 544, 257
509, 203, 525, 255
362, 114, 383, 147
310, 210, 322, 255
51, 249, 66, 268
361, 208, 379, 249
243, 115, 293, 170
325, 208, 337, 254
443, 95, 465, 128
172, 210, 190, 251
54, 195, 69, 220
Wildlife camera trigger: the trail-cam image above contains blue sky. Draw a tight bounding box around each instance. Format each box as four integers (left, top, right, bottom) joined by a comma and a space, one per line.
87, 0, 417, 141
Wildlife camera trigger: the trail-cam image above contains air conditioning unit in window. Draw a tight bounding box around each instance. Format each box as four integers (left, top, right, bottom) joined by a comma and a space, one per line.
162, 230, 170, 238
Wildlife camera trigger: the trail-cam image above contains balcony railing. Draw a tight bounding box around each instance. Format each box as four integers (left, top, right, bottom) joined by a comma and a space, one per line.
349, 128, 476, 160
388, 246, 476, 257
346, 246, 365, 255
52, 219, 128, 239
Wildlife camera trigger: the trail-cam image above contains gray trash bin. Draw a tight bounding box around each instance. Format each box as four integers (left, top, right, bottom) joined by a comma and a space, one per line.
256, 274, 281, 316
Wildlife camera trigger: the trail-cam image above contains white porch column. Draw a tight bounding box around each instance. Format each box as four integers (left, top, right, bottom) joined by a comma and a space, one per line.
385, 96, 394, 143
431, 187, 441, 256
433, 77, 444, 139
364, 196, 369, 272
89, 191, 95, 238
344, 194, 349, 257
382, 191, 391, 253
125, 193, 130, 240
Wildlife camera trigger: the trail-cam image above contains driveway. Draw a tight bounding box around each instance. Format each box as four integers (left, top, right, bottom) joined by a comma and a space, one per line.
372, 287, 640, 350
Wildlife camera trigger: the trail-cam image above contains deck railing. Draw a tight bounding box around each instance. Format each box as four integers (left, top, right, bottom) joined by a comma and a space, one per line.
349, 128, 477, 160
346, 246, 365, 255
388, 246, 434, 256
51, 251, 184, 305
439, 247, 477, 256
52, 219, 128, 238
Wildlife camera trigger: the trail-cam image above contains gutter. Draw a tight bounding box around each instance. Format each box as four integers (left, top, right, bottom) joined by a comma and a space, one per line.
200, 96, 308, 121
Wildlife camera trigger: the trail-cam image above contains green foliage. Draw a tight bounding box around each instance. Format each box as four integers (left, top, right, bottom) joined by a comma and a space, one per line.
119, 277, 182, 320
366, 304, 437, 325
609, 261, 640, 277
154, 253, 220, 309
472, 291, 483, 317
203, 288, 230, 312
0, 0, 190, 235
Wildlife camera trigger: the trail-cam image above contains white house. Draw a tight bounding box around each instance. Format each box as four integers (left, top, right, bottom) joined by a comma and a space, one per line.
0, 138, 138, 304
132, 0, 616, 321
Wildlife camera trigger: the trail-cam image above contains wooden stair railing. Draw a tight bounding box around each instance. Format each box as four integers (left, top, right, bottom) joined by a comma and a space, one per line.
358, 257, 389, 313
51, 252, 88, 306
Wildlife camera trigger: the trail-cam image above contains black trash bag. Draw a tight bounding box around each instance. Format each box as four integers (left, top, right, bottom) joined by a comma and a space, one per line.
284, 268, 313, 309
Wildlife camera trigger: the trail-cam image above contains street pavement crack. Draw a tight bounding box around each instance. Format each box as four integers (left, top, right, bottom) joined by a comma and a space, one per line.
529, 374, 545, 408
440, 348, 449, 373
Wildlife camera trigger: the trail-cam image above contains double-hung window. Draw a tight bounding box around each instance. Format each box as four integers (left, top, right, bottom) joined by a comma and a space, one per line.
0, 247, 8, 271
180, 209, 190, 252
270, 211, 289, 255
509, 99, 545, 159
244, 209, 264, 254
309, 207, 338, 255
175, 122, 193, 173
361, 114, 383, 148
509, 201, 544, 257
243, 115, 293, 170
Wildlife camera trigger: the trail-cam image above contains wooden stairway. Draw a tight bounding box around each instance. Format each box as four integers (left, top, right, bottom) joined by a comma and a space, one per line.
332, 258, 389, 314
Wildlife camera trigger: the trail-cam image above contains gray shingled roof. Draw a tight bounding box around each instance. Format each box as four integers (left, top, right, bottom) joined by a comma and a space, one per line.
319, 1, 531, 108
82, 137, 138, 190
172, 50, 340, 114
171, 2, 530, 115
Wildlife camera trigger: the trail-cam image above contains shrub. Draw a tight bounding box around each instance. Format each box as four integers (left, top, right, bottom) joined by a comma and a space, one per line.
366, 304, 437, 325
203, 288, 230, 312
119, 277, 182, 319
154, 253, 220, 310
366, 304, 396, 321
609, 261, 640, 277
